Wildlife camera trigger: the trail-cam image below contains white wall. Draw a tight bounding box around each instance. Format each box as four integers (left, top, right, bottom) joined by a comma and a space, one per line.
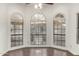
0, 3, 79, 55
0, 3, 8, 55
67, 3, 79, 55
53, 3, 79, 55
25, 4, 54, 47
7, 3, 26, 50
50, 3, 70, 50
20, 3, 79, 55
52, 3, 79, 55
7, 3, 73, 52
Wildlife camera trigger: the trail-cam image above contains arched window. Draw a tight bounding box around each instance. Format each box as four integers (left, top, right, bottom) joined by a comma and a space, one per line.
30, 13, 46, 45
11, 13, 24, 47
53, 13, 66, 46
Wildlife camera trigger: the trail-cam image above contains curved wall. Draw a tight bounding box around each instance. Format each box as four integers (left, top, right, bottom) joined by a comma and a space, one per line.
0, 3, 79, 55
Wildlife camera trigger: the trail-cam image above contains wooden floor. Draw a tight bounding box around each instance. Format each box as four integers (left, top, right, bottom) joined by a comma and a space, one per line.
3, 47, 73, 56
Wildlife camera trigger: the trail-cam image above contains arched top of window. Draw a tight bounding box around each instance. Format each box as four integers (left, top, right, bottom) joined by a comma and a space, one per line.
55, 13, 64, 18
11, 13, 23, 22
54, 13, 65, 27
31, 13, 46, 21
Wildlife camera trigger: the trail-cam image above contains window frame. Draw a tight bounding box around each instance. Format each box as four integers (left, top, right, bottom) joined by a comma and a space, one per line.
30, 13, 47, 45
53, 13, 66, 46
10, 13, 24, 47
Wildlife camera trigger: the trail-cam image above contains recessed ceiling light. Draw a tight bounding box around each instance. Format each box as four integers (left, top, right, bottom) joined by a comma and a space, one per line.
34, 3, 42, 9
38, 3, 42, 9
34, 4, 38, 9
